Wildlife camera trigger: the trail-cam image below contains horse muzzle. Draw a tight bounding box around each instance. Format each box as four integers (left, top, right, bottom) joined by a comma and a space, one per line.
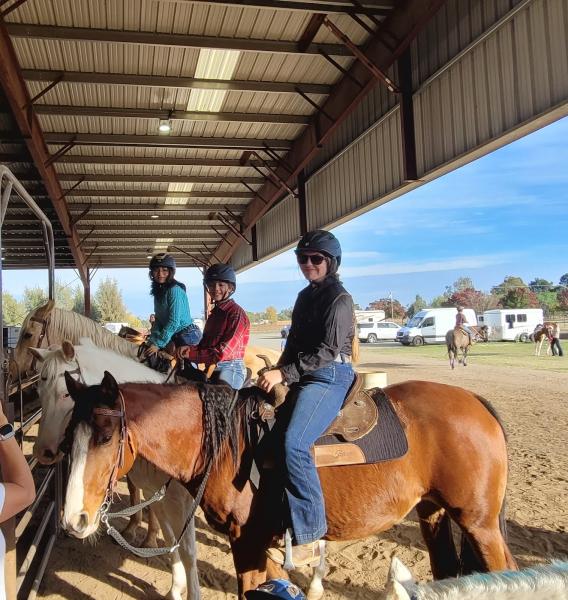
62, 511, 100, 539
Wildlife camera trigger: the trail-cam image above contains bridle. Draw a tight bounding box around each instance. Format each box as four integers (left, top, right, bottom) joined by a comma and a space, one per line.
29, 314, 51, 372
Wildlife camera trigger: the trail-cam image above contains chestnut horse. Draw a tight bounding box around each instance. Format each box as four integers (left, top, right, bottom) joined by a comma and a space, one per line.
62, 372, 515, 599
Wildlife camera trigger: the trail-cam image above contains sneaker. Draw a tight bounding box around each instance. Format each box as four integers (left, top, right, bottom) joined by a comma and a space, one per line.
266, 541, 322, 568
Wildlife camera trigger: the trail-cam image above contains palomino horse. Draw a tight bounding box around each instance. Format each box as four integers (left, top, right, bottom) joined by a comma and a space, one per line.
62, 372, 516, 600
533, 323, 556, 357
30, 339, 200, 600
11, 299, 281, 380
386, 556, 568, 600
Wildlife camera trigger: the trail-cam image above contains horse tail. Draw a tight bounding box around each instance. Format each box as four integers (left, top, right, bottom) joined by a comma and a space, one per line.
473, 393, 507, 441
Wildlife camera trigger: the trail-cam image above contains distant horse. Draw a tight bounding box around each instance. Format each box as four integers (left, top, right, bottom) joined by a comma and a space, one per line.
11, 299, 281, 380
62, 372, 515, 599
386, 556, 568, 600
446, 327, 472, 369
533, 323, 555, 357
29, 339, 200, 600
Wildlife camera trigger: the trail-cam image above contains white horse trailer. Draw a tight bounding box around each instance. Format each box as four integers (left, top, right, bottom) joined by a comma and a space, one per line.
482, 308, 544, 342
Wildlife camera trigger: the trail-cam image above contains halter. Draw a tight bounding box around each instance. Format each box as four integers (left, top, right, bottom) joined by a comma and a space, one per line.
29, 314, 51, 372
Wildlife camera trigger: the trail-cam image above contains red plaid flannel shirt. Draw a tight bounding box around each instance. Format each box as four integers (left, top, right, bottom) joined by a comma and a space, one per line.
180, 299, 250, 367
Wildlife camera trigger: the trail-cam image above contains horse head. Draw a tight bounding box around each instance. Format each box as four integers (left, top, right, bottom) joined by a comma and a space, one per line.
30, 340, 81, 465
62, 370, 136, 539
10, 299, 56, 379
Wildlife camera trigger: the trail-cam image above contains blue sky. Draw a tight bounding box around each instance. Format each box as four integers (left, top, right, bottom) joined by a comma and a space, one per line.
3, 115, 568, 319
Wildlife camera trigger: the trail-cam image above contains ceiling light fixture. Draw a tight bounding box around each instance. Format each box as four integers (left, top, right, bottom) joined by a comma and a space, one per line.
158, 119, 172, 134
150, 214, 159, 219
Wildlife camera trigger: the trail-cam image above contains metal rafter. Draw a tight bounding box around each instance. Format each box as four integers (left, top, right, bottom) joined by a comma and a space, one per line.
55, 155, 279, 167
6, 23, 351, 56
66, 203, 248, 212
44, 133, 292, 150
57, 174, 263, 185
34, 105, 310, 126
176, 0, 394, 15
215, 0, 446, 263
0, 23, 88, 284
63, 190, 252, 199
23, 70, 330, 95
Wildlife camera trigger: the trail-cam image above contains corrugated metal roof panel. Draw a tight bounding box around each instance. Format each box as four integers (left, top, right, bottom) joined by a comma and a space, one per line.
257, 193, 299, 259
56, 164, 260, 177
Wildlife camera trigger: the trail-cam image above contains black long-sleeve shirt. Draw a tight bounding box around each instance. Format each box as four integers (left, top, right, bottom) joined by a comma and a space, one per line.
278, 275, 354, 384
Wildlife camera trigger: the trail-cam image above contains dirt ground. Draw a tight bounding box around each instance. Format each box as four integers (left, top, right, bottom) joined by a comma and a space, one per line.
39, 347, 568, 599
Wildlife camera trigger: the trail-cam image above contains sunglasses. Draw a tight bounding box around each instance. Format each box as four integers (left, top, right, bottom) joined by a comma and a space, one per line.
297, 254, 327, 266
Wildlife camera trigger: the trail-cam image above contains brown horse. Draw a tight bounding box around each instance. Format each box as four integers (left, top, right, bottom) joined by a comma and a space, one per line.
446, 327, 473, 369
62, 372, 515, 599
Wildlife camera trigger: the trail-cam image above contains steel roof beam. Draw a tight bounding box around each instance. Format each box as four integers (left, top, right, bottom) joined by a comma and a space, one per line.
58, 174, 262, 185
6, 214, 228, 223
34, 105, 310, 125
24, 70, 330, 96
6, 23, 351, 56
215, 0, 446, 263
177, 0, 394, 16
0, 24, 88, 285
74, 225, 224, 233
56, 155, 279, 167
44, 133, 292, 150
64, 190, 252, 199
67, 203, 248, 212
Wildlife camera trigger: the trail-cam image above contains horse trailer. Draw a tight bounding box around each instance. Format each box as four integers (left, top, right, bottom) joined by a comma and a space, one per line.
482, 308, 544, 342
396, 308, 477, 346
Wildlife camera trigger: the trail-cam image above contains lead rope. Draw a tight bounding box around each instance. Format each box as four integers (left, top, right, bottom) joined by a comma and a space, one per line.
98, 388, 239, 558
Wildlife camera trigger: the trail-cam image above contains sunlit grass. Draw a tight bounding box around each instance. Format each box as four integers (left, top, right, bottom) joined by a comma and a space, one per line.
361, 341, 568, 372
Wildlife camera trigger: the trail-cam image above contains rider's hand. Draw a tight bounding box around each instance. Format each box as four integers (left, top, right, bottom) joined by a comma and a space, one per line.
257, 369, 283, 393
176, 346, 190, 360
141, 342, 159, 359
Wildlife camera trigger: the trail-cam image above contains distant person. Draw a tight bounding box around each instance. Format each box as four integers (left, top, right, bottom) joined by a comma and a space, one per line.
177, 264, 250, 389
550, 323, 564, 357
280, 325, 290, 352
140, 253, 201, 362
149, 313, 156, 327
0, 406, 36, 600
455, 306, 476, 342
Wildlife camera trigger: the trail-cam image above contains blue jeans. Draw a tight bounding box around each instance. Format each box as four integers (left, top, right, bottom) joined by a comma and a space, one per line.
214, 359, 246, 390
283, 363, 354, 545
173, 323, 202, 346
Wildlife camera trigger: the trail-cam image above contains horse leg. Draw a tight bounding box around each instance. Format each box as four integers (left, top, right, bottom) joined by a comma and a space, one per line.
141, 505, 160, 548
462, 346, 468, 367
415, 501, 460, 579
306, 541, 327, 600
157, 510, 189, 600
122, 476, 142, 544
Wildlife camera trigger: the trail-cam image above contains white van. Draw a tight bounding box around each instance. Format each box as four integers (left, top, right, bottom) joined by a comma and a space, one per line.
482, 308, 543, 342
396, 308, 477, 346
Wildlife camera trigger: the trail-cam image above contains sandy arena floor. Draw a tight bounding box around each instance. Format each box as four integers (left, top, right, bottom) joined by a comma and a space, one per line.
39, 346, 568, 599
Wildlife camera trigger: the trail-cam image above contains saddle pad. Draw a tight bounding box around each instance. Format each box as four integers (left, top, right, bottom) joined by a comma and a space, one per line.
314, 387, 408, 467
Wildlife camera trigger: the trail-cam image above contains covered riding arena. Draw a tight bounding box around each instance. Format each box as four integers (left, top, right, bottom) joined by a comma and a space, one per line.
1, 0, 567, 597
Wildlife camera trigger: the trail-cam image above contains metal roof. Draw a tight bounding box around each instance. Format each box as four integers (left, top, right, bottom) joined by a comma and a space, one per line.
0, 0, 441, 271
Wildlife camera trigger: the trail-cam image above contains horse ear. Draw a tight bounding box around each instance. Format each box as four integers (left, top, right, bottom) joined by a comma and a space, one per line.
36, 299, 55, 317
61, 340, 75, 361
388, 557, 414, 585
385, 580, 412, 600
28, 347, 50, 362
64, 370, 85, 399
101, 371, 119, 404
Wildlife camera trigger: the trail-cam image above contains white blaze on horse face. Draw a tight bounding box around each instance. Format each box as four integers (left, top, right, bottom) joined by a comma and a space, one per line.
63, 423, 99, 538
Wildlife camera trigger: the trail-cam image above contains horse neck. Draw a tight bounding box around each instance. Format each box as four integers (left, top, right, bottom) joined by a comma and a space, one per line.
123, 384, 209, 482
50, 309, 138, 358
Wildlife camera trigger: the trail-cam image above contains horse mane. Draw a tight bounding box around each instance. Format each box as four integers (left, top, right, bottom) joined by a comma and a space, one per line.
49, 308, 137, 358
407, 561, 568, 599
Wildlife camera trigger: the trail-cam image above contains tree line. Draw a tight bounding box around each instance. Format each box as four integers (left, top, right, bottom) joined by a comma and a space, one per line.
368, 274, 568, 320
2, 278, 147, 329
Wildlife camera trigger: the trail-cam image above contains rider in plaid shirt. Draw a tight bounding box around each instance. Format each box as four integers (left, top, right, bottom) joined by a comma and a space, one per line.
177, 264, 250, 389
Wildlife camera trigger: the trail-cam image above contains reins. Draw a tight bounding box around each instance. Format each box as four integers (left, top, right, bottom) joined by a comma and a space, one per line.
94, 386, 240, 558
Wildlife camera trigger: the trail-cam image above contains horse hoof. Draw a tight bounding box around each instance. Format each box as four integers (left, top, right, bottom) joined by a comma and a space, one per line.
307, 588, 324, 600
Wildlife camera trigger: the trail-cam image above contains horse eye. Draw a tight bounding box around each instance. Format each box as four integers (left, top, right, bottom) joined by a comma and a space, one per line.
98, 433, 113, 445
23, 332, 33, 339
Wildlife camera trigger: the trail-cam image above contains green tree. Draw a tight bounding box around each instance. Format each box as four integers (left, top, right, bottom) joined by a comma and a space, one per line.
2, 292, 25, 325
23, 285, 48, 312
430, 294, 447, 308
528, 278, 553, 292
265, 306, 278, 323
557, 288, 568, 311
54, 279, 75, 311
559, 273, 568, 287
406, 294, 427, 318
93, 278, 128, 322
491, 276, 526, 295
499, 287, 539, 308
536, 290, 559, 314
277, 307, 293, 321
444, 277, 475, 297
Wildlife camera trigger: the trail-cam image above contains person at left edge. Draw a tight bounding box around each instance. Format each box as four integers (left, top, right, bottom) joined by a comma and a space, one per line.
141, 253, 201, 359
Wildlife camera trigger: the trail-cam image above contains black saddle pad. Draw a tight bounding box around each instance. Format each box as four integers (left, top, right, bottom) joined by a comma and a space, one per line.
315, 387, 408, 464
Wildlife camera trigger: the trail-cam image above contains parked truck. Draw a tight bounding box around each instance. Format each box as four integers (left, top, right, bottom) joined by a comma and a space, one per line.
396, 307, 477, 346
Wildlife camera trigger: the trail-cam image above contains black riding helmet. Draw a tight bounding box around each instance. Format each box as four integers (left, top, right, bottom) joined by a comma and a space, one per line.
149, 253, 176, 271
203, 263, 237, 290
295, 230, 342, 274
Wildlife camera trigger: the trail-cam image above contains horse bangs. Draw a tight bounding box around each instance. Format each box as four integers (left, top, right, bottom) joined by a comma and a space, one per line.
39, 350, 66, 381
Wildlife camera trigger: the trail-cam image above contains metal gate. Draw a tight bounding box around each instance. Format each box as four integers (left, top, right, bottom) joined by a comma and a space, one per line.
1, 165, 62, 599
